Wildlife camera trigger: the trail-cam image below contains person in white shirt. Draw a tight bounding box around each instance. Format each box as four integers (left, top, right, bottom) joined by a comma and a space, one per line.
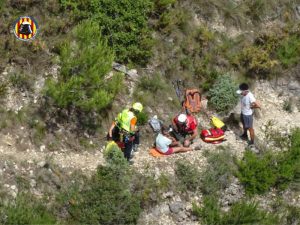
236, 83, 261, 145
155, 126, 195, 155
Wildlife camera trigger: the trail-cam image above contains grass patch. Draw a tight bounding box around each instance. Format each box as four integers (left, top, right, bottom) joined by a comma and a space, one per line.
277, 35, 300, 68
201, 148, 237, 195
0, 192, 57, 225
175, 160, 202, 192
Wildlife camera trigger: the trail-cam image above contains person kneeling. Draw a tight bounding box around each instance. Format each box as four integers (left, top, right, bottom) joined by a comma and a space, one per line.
155, 126, 193, 155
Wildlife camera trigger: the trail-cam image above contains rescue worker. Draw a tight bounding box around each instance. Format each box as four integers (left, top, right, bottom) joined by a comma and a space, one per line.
107, 102, 143, 161
171, 113, 198, 147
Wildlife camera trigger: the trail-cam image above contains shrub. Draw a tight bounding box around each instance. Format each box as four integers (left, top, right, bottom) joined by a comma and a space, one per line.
236, 151, 277, 195
277, 35, 300, 68
192, 195, 222, 225
222, 200, 279, 225
237, 129, 300, 195
237, 46, 278, 77
136, 111, 149, 126
208, 75, 238, 113
201, 148, 236, 195
67, 142, 141, 224
44, 20, 123, 112
192, 196, 279, 225
0, 192, 57, 225
283, 99, 292, 113
175, 160, 201, 192
60, 0, 154, 65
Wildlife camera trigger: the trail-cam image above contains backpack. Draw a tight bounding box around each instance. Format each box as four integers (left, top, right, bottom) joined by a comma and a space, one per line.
148, 116, 163, 133
201, 128, 225, 144
183, 89, 201, 113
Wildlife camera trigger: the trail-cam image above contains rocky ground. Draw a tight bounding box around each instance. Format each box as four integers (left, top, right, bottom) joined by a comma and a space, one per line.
0, 68, 299, 224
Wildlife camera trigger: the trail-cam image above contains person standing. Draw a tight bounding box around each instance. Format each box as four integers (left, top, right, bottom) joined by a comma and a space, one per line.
236, 83, 261, 145
107, 102, 143, 161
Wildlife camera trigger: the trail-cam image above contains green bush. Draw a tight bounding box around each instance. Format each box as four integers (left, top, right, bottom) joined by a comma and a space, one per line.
175, 160, 201, 192
44, 20, 123, 112
60, 0, 154, 65
208, 75, 238, 113
277, 35, 300, 68
0, 193, 57, 225
237, 129, 300, 195
201, 149, 236, 195
193, 196, 279, 225
236, 151, 277, 195
136, 111, 149, 126
192, 195, 222, 225
67, 143, 141, 224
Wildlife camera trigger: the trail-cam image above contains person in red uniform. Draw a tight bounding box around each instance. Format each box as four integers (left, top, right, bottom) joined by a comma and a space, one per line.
171, 113, 198, 147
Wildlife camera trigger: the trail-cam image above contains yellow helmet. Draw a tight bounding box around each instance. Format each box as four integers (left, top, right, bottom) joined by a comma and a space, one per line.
132, 102, 143, 112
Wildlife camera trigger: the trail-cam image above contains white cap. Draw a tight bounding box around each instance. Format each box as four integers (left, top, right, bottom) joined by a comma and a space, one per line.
178, 114, 187, 123
153, 115, 158, 119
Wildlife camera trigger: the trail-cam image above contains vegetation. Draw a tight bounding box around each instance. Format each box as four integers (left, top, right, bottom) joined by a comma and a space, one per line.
45, 20, 123, 112
0, 192, 57, 225
192, 196, 279, 225
277, 35, 300, 68
237, 128, 300, 195
208, 75, 238, 113
175, 160, 201, 192
60, 0, 154, 65
0, 0, 299, 224
200, 148, 236, 195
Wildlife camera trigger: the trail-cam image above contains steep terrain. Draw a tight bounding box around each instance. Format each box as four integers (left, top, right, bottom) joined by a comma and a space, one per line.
0, 0, 300, 224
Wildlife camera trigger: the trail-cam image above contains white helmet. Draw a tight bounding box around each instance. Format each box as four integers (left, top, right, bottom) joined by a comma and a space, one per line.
178, 114, 187, 123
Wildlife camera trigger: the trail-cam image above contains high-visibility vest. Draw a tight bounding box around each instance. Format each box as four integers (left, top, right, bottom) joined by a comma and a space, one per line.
117, 109, 135, 132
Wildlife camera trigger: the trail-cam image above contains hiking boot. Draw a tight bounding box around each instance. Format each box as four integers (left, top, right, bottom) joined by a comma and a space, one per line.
239, 134, 248, 141
248, 140, 254, 146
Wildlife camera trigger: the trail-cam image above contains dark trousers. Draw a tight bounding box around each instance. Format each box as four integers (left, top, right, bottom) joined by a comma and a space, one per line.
108, 126, 139, 161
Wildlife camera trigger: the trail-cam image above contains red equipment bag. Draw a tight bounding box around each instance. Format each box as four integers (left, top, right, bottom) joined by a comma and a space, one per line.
201, 128, 225, 144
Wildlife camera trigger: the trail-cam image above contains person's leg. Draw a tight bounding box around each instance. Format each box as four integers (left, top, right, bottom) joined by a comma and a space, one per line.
133, 131, 140, 152
240, 114, 248, 139
249, 128, 255, 144
124, 137, 134, 161
172, 146, 193, 153
248, 115, 254, 145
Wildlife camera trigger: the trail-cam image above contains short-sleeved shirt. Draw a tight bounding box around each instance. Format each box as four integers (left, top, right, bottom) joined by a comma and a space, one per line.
241, 92, 256, 116
155, 133, 172, 153
173, 115, 197, 134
